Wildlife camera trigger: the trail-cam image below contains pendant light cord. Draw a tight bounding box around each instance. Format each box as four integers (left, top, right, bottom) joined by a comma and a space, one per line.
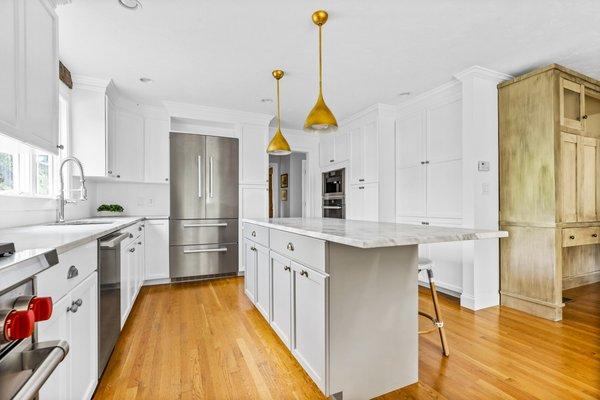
276, 78, 281, 129
318, 25, 323, 94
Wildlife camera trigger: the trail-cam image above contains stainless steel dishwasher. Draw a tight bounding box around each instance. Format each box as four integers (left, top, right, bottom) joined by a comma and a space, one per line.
98, 231, 129, 378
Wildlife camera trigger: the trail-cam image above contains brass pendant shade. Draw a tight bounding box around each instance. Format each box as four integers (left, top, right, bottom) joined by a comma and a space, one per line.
304, 10, 338, 133
267, 70, 292, 155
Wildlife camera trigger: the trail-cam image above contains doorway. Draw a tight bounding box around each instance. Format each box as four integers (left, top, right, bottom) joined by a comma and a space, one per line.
268, 152, 307, 218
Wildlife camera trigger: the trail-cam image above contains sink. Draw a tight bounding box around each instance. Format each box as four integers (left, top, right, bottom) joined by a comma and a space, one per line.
47, 219, 116, 226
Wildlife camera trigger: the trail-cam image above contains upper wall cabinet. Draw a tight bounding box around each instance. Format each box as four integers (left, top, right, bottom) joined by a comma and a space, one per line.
319, 132, 348, 168
113, 109, 144, 181
349, 120, 378, 184
0, 0, 59, 154
145, 118, 170, 183
560, 77, 600, 137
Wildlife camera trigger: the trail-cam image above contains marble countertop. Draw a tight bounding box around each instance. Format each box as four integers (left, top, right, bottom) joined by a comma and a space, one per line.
243, 218, 508, 249
0, 217, 145, 255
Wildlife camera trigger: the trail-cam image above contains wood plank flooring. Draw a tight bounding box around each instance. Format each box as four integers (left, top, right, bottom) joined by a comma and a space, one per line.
93, 278, 600, 400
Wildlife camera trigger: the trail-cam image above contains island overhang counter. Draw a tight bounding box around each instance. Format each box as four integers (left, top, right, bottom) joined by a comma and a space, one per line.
241, 217, 508, 400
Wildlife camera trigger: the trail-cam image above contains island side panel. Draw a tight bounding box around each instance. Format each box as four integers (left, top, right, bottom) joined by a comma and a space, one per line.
328, 242, 418, 399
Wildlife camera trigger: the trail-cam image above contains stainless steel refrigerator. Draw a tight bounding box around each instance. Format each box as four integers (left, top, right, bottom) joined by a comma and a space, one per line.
169, 132, 239, 279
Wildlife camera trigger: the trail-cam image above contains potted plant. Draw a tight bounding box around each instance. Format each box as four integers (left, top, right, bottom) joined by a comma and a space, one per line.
97, 204, 125, 217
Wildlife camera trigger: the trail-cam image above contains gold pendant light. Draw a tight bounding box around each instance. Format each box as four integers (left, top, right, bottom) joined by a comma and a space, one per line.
304, 10, 337, 133
267, 69, 292, 155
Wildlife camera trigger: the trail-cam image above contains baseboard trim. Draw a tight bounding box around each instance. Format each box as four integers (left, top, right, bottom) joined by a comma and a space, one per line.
460, 291, 500, 311
563, 271, 600, 290
418, 280, 461, 298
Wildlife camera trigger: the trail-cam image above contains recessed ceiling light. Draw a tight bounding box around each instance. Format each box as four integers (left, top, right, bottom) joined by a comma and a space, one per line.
118, 0, 142, 10
397, 91, 411, 97
139, 77, 153, 83
261, 98, 273, 103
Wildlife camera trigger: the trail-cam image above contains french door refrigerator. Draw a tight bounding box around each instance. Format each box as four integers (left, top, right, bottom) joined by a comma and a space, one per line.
169, 132, 239, 279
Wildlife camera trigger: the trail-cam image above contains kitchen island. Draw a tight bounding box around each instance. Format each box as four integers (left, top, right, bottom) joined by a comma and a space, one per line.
242, 218, 507, 400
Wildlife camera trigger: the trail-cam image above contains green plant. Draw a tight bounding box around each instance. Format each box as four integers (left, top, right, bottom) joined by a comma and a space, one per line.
97, 204, 124, 213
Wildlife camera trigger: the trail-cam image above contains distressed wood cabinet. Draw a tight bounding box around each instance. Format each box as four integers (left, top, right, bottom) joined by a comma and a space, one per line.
499, 64, 600, 321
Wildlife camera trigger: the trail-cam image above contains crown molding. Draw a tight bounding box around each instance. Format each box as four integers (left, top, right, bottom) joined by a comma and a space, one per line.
163, 101, 274, 126
454, 65, 513, 84
72, 74, 112, 93
340, 103, 396, 126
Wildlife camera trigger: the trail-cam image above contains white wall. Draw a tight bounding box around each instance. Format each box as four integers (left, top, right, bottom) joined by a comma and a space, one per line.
94, 181, 169, 216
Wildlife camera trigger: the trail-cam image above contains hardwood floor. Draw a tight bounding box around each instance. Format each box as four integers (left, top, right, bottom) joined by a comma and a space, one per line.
93, 278, 600, 400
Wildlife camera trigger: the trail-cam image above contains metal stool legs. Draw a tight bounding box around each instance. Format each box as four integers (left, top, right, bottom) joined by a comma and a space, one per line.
418, 264, 450, 357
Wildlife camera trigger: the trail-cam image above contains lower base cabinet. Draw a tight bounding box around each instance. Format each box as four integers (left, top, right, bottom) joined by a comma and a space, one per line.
39, 272, 98, 400
270, 252, 292, 346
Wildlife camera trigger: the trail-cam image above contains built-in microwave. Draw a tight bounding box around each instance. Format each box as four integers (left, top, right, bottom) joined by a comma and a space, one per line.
322, 168, 345, 198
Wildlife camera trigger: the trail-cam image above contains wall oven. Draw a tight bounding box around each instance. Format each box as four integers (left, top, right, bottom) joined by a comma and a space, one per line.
322, 168, 345, 198
322, 197, 345, 219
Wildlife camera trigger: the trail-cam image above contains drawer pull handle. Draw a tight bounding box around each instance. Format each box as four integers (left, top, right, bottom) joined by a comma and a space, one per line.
569, 235, 575, 240
593, 234, 598, 238
284, 266, 291, 271
287, 242, 294, 251
183, 248, 228, 254
73, 298, 83, 307
300, 270, 309, 277
67, 304, 78, 313
251, 231, 256, 237
250, 246, 257, 251
129, 248, 136, 253
67, 266, 79, 279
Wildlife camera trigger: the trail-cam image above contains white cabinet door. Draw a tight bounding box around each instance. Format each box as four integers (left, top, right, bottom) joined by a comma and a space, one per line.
349, 126, 364, 184
145, 118, 170, 183
68, 272, 98, 400
362, 182, 379, 221
120, 241, 136, 327
270, 252, 292, 347
38, 294, 71, 400
334, 131, 349, 163
114, 110, 145, 181
135, 233, 144, 293
362, 121, 378, 183
291, 262, 327, 392
319, 134, 335, 167
346, 184, 362, 220
0, 0, 20, 138
144, 219, 169, 280
254, 243, 270, 320
243, 239, 256, 301
396, 112, 427, 218
105, 96, 117, 177
23, 0, 58, 154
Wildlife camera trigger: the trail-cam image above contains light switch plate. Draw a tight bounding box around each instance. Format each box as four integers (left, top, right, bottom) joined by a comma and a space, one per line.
478, 161, 490, 172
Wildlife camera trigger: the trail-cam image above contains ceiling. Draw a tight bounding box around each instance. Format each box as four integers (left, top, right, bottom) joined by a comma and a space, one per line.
57, 0, 600, 129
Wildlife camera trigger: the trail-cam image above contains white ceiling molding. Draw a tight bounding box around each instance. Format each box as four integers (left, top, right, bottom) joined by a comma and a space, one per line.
454, 65, 514, 85
72, 74, 112, 93
163, 101, 274, 127
340, 103, 396, 127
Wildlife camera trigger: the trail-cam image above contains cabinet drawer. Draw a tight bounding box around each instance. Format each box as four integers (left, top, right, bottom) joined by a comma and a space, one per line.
270, 229, 326, 272
243, 223, 269, 247
171, 219, 238, 245
562, 227, 600, 247
36, 241, 97, 302
169, 243, 238, 278
123, 222, 144, 241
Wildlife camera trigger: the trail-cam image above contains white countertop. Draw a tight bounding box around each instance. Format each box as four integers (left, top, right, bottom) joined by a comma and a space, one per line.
243, 218, 508, 248
0, 217, 146, 254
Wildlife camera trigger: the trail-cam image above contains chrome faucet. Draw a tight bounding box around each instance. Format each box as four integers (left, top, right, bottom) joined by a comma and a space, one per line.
57, 156, 87, 223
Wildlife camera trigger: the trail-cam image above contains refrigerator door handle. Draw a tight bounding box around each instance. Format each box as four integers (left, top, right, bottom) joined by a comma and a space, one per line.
198, 155, 203, 198
183, 248, 227, 254
183, 223, 228, 228
209, 156, 214, 198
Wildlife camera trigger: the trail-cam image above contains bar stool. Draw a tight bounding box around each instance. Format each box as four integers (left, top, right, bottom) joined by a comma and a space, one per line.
418, 257, 449, 357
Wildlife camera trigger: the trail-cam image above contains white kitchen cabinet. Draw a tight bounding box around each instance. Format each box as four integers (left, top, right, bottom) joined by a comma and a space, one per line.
319, 132, 349, 168
254, 243, 270, 320
144, 219, 169, 280
347, 182, 379, 221
243, 239, 256, 301
349, 121, 378, 184
105, 95, 117, 176
67, 272, 98, 400
120, 231, 143, 327
144, 117, 170, 183
39, 272, 98, 400
0, 0, 58, 153
270, 251, 292, 347
114, 109, 145, 181
291, 261, 327, 392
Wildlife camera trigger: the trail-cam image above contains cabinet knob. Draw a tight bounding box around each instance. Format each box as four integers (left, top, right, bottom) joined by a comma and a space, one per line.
569, 235, 575, 240
582, 114, 588, 120
251, 231, 256, 237
284, 266, 291, 271
139, 226, 143, 231
329, 159, 334, 163
67, 304, 78, 313
421, 161, 425, 165
251, 246, 256, 251
358, 179, 364, 182
286, 242, 294, 251
67, 266, 79, 279
358, 186, 364, 189
300, 270, 309, 277
138, 241, 142, 245
56, 144, 64, 150
592, 234, 598, 238
116, 175, 121, 178
421, 221, 430, 225
73, 298, 83, 307
129, 247, 136, 252
108, 170, 113, 175
165, 178, 169, 181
